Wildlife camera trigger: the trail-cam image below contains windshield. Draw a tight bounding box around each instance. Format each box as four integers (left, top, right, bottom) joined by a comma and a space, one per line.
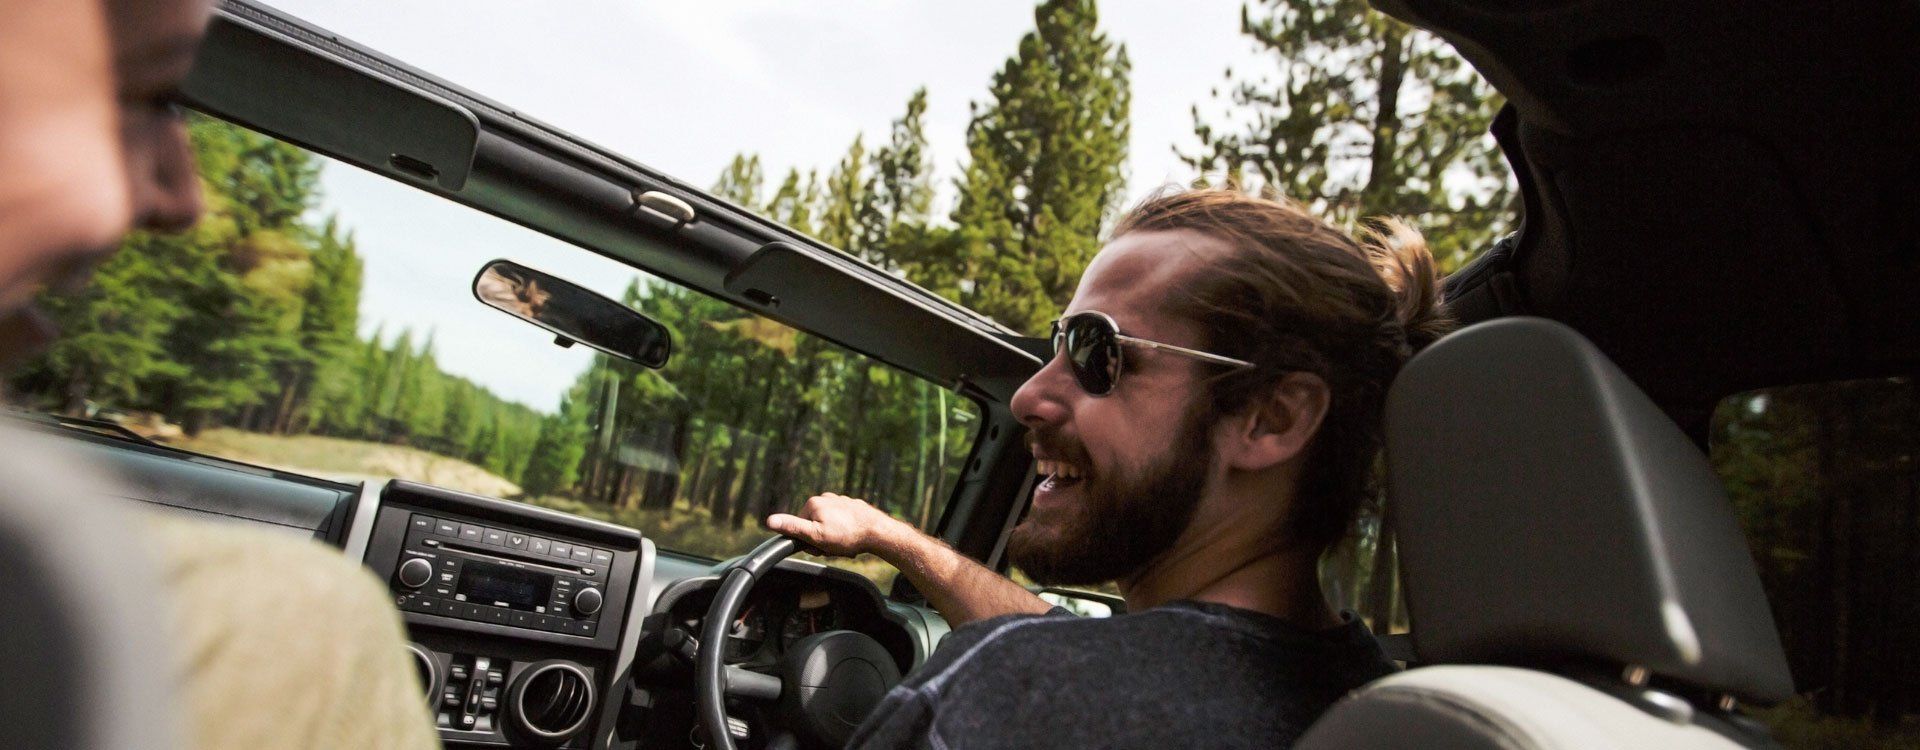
7, 114, 980, 580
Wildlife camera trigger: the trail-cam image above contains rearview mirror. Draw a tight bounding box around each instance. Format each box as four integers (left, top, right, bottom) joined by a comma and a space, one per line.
473, 260, 671, 368
1033, 587, 1123, 618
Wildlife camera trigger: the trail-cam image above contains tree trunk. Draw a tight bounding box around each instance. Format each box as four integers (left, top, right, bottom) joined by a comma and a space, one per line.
731, 441, 768, 528
1361, 516, 1398, 631
270, 369, 304, 435
1363, 25, 1408, 212
706, 428, 746, 515
842, 364, 874, 489
756, 355, 827, 523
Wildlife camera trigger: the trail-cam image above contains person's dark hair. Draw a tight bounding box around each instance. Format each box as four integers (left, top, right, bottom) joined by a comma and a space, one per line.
1111, 187, 1455, 554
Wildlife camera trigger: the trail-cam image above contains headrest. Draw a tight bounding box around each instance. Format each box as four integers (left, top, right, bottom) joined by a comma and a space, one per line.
1385, 318, 1793, 704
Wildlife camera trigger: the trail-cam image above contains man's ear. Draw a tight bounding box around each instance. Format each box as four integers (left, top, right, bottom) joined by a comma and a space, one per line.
1221, 372, 1330, 472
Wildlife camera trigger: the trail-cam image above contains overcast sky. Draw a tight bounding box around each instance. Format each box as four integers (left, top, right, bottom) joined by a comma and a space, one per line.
262, 1, 1279, 412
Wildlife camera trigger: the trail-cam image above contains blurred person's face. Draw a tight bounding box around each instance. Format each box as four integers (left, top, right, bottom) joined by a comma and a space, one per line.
108, 0, 214, 234
0, 0, 129, 318
0, 0, 213, 362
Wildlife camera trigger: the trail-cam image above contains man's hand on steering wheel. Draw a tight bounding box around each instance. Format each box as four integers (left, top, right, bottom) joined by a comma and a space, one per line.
766, 493, 906, 558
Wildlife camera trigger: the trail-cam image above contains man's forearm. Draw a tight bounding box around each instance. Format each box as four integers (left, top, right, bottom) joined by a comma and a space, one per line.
875, 523, 1051, 627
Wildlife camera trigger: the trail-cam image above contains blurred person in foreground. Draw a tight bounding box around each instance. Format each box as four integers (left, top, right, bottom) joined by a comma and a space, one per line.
771, 188, 1452, 749
0, 0, 438, 746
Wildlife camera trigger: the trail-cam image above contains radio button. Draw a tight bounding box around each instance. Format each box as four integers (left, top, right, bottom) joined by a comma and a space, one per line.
528, 537, 551, 555
573, 587, 603, 616
550, 542, 573, 558
571, 547, 592, 563
397, 558, 433, 588
458, 524, 484, 542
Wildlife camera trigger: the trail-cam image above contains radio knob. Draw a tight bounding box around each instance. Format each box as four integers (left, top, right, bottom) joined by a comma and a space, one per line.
572, 587, 603, 617
397, 558, 433, 589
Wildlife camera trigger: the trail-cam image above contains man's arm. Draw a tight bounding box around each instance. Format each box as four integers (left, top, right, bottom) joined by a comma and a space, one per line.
766, 493, 1052, 627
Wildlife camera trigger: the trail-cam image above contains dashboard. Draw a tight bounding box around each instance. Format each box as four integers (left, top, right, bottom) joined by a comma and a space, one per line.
34, 423, 950, 749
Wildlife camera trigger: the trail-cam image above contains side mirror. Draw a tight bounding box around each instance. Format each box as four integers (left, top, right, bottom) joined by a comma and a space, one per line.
1034, 587, 1124, 618
473, 259, 671, 368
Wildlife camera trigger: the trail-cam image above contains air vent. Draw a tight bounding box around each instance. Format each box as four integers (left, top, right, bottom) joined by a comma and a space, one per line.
405, 643, 437, 702
510, 662, 596, 742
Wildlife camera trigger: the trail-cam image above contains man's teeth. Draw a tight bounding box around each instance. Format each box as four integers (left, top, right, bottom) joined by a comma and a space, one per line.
1037, 460, 1083, 481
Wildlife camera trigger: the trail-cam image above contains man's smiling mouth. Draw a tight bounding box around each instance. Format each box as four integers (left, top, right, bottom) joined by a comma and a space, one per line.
1035, 459, 1086, 498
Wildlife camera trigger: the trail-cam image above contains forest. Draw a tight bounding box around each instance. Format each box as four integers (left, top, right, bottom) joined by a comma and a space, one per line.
3, 0, 1909, 744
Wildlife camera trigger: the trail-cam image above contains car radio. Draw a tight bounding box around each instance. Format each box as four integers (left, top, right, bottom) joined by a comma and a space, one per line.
391, 511, 611, 637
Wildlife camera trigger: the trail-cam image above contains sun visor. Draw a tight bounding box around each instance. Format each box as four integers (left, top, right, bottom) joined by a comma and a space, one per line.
723, 242, 1041, 398
181, 13, 478, 192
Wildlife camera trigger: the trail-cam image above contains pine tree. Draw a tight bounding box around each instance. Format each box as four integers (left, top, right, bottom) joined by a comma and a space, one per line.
873, 89, 935, 234
949, 0, 1131, 334
712, 153, 767, 211
818, 135, 877, 258
522, 392, 592, 498
1184, 0, 1513, 270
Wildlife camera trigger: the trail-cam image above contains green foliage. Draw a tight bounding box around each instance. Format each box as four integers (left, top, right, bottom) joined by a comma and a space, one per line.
11, 116, 548, 484
947, 0, 1131, 334
1711, 380, 1920, 733
1185, 0, 1513, 271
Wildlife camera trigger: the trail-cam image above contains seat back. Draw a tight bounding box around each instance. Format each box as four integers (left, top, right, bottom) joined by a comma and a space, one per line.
0, 426, 179, 749
1297, 318, 1790, 749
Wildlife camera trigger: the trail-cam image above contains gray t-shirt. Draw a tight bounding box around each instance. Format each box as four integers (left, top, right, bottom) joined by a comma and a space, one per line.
849, 600, 1396, 749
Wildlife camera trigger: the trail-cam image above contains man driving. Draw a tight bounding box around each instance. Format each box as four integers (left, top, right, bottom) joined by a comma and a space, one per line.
769, 188, 1451, 747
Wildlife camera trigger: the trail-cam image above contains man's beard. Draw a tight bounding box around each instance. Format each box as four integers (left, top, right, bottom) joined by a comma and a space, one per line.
1008, 408, 1214, 587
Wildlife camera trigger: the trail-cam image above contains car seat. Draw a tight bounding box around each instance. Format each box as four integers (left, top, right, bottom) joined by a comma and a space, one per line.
0, 427, 180, 749
1295, 317, 1792, 749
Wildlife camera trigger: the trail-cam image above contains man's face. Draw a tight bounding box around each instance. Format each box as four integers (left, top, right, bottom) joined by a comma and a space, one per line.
1007, 229, 1233, 585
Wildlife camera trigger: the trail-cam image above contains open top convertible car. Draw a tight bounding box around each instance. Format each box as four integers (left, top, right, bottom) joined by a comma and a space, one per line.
3, 0, 1915, 748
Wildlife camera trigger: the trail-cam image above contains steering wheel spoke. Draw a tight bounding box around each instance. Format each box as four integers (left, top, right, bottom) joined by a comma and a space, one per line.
725, 665, 783, 701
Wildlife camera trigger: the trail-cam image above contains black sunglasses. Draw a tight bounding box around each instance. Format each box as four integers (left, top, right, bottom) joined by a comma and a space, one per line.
1047, 311, 1255, 396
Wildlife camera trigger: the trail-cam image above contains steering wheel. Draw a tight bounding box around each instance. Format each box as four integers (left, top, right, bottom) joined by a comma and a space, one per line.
696, 535, 902, 750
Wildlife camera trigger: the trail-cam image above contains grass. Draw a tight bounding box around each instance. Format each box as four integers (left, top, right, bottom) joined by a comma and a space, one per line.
178, 428, 522, 498
1755, 698, 1920, 750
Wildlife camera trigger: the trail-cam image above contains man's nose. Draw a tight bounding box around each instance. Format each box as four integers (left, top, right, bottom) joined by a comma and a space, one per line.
1011, 351, 1075, 428
133, 118, 203, 233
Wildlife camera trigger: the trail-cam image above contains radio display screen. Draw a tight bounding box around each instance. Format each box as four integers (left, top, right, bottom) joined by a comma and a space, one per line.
456, 561, 552, 612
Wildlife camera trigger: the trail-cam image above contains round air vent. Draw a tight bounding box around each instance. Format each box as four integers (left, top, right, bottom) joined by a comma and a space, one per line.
509, 661, 596, 743
405, 643, 438, 702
